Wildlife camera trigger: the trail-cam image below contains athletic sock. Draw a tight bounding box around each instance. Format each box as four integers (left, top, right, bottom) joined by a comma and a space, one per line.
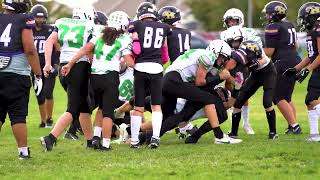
152, 111, 163, 139
241, 105, 250, 125
93, 126, 102, 137
212, 126, 224, 139
192, 121, 211, 139
231, 112, 241, 136
266, 109, 276, 133
308, 109, 319, 135
130, 115, 142, 144
18, 147, 29, 156
291, 123, 298, 128
102, 138, 111, 148
179, 122, 194, 134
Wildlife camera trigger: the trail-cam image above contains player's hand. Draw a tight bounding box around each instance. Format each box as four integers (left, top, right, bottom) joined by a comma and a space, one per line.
296, 69, 310, 83
234, 72, 244, 90
282, 68, 297, 77
219, 69, 231, 80
43, 64, 53, 78
34, 75, 43, 96
61, 64, 71, 76
248, 61, 259, 71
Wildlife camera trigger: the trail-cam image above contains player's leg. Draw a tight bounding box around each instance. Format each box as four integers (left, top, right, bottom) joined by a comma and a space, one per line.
92, 109, 103, 148
242, 100, 254, 134
44, 67, 58, 128
31, 74, 47, 127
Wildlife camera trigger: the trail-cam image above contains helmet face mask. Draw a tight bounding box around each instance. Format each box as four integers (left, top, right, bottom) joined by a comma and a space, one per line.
207, 39, 232, 69
136, 2, 158, 21
223, 8, 244, 28
2, 0, 32, 14
297, 2, 320, 31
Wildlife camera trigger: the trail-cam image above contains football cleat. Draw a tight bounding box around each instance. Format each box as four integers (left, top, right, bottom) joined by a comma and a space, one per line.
130, 142, 141, 149
100, 146, 112, 152
40, 136, 56, 152
92, 136, 101, 149
185, 136, 199, 144
18, 148, 30, 160
306, 134, 320, 142
39, 122, 46, 128
215, 135, 243, 144
45, 118, 53, 128
243, 124, 255, 135
268, 132, 279, 140
148, 137, 160, 149
64, 132, 79, 140
227, 132, 239, 139
285, 125, 302, 134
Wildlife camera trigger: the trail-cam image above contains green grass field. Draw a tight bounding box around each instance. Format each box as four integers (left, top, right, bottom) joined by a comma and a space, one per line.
1, 77, 320, 180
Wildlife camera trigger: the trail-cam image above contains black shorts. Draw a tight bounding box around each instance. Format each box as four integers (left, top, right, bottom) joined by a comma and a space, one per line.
134, 70, 162, 107
0, 72, 31, 125
62, 62, 91, 119
90, 72, 120, 119
305, 69, 320, 105
273, 71, 296, 104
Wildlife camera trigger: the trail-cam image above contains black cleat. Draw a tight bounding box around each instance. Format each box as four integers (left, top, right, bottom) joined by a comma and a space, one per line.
64, 132, 79, 140
92, 136, 101, 149
40, 136, 56, 152
39, 122, 46, 128
185, 136, 199, 144
285, 125, 302, 134
45, 118, 53, 128
18, 148, 30, 160
227, 132, 239, 139
148, 137, 160, 149
100, 146, 112, 151
130, 142, 141, 149
77, 128, 84, 135
178, 133, 187, 139
186, 126, 199, 135
268, 132, 279, 140
86, 140, 94, 149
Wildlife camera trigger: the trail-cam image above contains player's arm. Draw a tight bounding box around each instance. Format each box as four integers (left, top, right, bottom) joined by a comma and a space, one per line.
195, 63, 208, 86
162, 37, 169, 64
263, 24, 279, 57
44, 31, 58, 76
22, 29, 41, 76
306, 37, 320, 71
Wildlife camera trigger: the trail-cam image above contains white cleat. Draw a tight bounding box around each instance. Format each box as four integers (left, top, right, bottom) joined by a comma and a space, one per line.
112, 123, 129, 144
306, 134, 320, 142
243, 124, 255, 135
215, 134, 243, 144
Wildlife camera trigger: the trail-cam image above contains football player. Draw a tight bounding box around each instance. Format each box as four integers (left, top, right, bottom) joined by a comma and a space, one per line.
128, 2, 170, 149
0, 0, 42, 159
284, 2, 320, 141
40, 6, 96, 151
161, 39, 242, 144
229, 41, 278, 139
158, 6, 191, 62
62, 11, 133, 151
220, 8, 256, 135
262, 1, 302, 134
30, 4, 60, 129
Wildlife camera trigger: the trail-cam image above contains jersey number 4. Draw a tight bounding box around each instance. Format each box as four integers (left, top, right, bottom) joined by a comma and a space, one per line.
143, 27, 164, 48
0, 23, 12, 47
178, 33, 190, 53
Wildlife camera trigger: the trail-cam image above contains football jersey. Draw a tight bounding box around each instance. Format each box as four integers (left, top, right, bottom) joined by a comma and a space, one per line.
0, 13, 35, 75
118, 67, 134, 102
90, 33, 132, 74
166, 49, 217, 82
128, 20, 171, 64
92, 24, 105, 38
33, 24, 59, 68
306, 23, 320, 62
167, 27, 191, 62
54, 18, 93, 63
265, 21, 300, 69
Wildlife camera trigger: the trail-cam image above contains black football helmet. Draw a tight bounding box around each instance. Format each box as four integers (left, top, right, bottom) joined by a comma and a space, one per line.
2, 0, 32, 14
262, 1, 287, 23
158, 6, 181, 25
31, 4, 48, 18
240, 41, 262, 64
136, 2, 158, 20
95, 11, 108, 25
297, 2, 320, 31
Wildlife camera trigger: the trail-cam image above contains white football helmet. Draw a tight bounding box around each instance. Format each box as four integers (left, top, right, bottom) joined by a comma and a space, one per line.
72, 6, 96, 23
221, 26, 243, 42
108, 11, 130, 31
206, 39, 232, 59
223, 8, 244, 28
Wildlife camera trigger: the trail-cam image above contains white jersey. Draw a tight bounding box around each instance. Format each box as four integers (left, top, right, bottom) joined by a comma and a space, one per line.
175, 98, 206, 121
55, 18, 93, 63
166, 49, 217, 82
92, 24, 105, 38
220, 26, 270, 70
90, 33, 132, 74
118, 67, 134, 102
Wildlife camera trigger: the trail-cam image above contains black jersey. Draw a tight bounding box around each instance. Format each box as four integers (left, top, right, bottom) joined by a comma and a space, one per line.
306, 23, 320, 62
128, 20, 170, 64
265, 21, 300, 69
167, 27, 191, 62
0, 13, 35, 54
32, 24, 58, 68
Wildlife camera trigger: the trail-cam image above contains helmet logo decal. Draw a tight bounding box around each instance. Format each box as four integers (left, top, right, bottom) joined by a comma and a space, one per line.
275, 6, 286, 14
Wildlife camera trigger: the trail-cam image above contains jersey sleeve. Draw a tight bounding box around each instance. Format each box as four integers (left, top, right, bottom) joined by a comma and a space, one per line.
24, 13, 35, 29
197, 55, 213, 70
53, 19, 61, 33
264, 23, 281, 48
231, 50, 247, 65
121, 35, 133, 56
128, 21, 137, 33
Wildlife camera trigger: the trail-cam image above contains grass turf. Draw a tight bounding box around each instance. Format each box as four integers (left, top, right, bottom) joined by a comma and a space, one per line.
0, 77, 320, 179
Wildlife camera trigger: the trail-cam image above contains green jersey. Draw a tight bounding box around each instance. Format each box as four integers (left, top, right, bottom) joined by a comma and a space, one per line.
92, 24, 105, 38
54, 18, 93, 63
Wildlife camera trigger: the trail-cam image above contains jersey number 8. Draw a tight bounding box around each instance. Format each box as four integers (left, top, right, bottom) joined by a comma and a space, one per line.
143, 27, 164, 48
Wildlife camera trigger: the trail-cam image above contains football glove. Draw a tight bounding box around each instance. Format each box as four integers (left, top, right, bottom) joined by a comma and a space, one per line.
34, 75, 43, 96
296, 69, 310, 83
234, 72, 244, 90
282, 68, 297, 77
